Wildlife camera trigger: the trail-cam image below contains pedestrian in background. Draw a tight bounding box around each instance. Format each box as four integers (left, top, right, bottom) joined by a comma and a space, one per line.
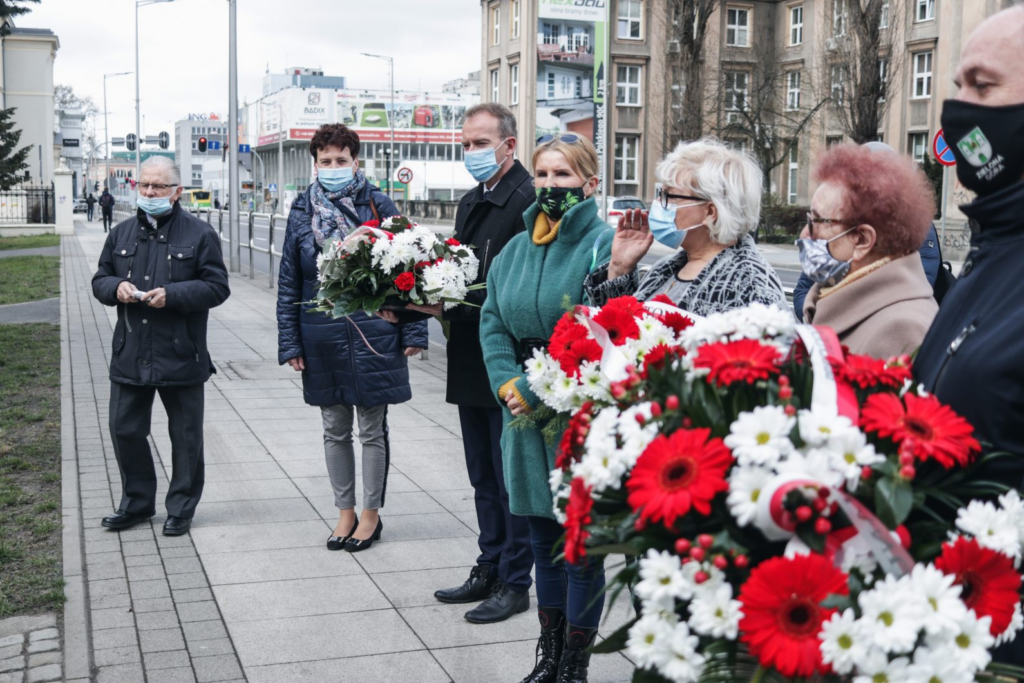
277, 123, 427, 554
85, 192, 96, 222
91, 157, 230, 537
481, 134, 613, 683
99, 187, 115, 232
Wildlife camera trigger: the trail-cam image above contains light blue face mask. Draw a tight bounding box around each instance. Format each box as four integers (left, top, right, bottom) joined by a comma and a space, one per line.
464, 139, 508, 183
318, 166, 354, 192
649, 201, 708, 249
136, 195, 174, 217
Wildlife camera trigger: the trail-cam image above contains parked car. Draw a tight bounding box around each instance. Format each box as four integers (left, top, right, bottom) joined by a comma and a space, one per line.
73, 198, 88, 214
595, 195, 646, 224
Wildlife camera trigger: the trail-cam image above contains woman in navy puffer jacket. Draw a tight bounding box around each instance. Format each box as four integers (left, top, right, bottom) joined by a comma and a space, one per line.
277, 124, 428, 554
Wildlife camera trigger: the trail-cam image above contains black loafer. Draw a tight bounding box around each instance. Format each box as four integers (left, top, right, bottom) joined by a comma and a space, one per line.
327, 515, 359, 551
101, 510, 153, 531
434, 565, 498, 604
163, 516, 192, 536
464, 582, 530, 624
344, 518, 383, 553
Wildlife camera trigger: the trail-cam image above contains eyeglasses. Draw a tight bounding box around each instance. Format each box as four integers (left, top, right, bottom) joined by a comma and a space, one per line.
655, 186, 708, 210
536, 133, 582, 145
806, 212, 852, 237
138, 183, 178, 192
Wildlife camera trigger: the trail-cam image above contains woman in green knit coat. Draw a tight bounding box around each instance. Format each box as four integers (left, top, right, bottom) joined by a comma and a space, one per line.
480, 134, 613, 683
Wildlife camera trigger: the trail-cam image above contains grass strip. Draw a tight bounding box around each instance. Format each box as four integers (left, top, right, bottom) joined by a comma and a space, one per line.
0, 235, 61, 251
0, 256, 61, 305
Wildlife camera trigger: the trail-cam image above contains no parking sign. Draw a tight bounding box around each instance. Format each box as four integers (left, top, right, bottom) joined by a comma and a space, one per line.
933, 129, 958, 166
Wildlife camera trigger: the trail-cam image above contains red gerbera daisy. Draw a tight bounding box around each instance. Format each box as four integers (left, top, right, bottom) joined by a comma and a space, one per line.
649, 294, 675, 306
692, 339, 781, 386
658, 310, 695, 336
936, 536, 1022, 637
558, 338, 603, 377
592, 305, 641, 347
548, 313, 590, 362
641, 344, 682, 379
833, 354, 913, 390
738, 553, 849, 678
602, 295, 645, 317
563, 477, 594, 564
626, 428, 733, 526
860, 392, 981, 469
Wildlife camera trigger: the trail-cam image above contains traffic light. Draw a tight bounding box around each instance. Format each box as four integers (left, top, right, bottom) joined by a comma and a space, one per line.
198, 137, 208, 153
94, 182, 99, 191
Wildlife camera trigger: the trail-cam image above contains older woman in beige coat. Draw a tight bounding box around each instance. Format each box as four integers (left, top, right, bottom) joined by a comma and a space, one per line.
799, 143, 938, 359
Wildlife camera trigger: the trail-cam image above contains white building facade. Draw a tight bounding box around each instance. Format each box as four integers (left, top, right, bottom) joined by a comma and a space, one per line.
0, 23, 59, 186
175, 115, 228, 188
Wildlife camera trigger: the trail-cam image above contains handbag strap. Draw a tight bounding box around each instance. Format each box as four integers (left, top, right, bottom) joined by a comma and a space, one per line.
369, 196, 380, 223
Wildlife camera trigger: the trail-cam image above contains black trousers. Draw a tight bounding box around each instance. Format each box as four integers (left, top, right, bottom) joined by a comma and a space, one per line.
109, 381, 206, 519
102, 208, 113, 230
459, 405, 534, 592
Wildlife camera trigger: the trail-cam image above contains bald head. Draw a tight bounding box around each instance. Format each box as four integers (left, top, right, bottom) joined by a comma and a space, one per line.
954, 6, 1024, 105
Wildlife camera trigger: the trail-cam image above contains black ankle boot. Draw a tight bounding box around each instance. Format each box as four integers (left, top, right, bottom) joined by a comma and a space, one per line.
518, 606, 565, 683
557, 624, 598, 683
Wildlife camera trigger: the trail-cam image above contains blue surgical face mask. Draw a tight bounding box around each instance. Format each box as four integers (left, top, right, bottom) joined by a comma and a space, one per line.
464, 139, 509, 183
649, 201, 708, 249
136, 195, 174, 217
318, 166, 354, 192
796, 227, 857, 284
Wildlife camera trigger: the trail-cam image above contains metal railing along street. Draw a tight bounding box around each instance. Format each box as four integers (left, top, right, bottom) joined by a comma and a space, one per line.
0, 186, 55, 225
188, 208, 285, 288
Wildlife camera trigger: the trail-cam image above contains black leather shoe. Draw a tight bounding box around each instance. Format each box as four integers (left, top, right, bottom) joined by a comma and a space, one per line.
327, 514, 359, 551
101, 510, 153, 530
343, 518, 382, 553
163, 516, 192, 536
434, 565, 498, 604
464, 582, 530, 624
557, 624, 598, 683
518, 606, 565, 683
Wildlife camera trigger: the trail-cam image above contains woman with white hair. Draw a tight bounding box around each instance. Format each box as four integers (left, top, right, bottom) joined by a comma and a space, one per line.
585, 138, 785, 314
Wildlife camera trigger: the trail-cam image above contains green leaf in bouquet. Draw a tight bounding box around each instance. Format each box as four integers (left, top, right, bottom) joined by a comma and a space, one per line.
820, 593, 853, 611
590, 617, 638, 654
633, 668, 673, 683
874, 475, 913, 528
363, 292, 388, 314
795, 524, 827, 554
334, 297, 364, 318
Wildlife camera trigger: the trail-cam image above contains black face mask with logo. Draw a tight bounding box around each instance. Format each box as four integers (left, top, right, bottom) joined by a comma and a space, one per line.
941, 99, 1024, 197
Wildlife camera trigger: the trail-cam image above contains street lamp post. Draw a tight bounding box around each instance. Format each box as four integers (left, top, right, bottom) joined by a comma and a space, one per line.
135, 0, 175, 190
362, 53, 395, 196
103, 71, 131, 194
228, 0, 240, 271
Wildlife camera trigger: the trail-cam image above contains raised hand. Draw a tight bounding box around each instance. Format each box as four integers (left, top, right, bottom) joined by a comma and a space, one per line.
608, 209, 654, 280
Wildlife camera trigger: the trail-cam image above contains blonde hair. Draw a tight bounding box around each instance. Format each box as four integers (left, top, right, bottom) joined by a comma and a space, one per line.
656, 137, 763, 245
532, 135, 599, 181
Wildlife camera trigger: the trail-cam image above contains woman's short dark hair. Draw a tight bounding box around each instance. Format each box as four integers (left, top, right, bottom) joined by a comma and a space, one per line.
309, 124, 361, 159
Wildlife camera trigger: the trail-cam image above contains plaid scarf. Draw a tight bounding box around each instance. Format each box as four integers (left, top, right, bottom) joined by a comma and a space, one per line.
309, 170, 368, 247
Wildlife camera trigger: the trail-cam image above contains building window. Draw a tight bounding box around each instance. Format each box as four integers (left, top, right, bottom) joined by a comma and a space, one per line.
491, 68, 499, 102
826, 135, 843, 148
615, 135, 639, 182
916, 0, 935, 22
510, 63, 519, 105
833, 0, 847, 37
878, 57, 889, 101
575, 75, 583, 98
909, 132, 928, 162
913, 51, 932, 99
726, 7, 750, 47
790, 5, 803, 45
787, 142, 799, 204
511, 0, 521, 39
542, 22, 561, 45
618, 0, 643, 39
724, 71, 748, 112
786, 70, 801, 110
570, 26, 590, 51
616, 65, 642, 106
547, 72, 556, 99
830, 64, 846, 105
879, 0, 890, 28
491, 4, 500, 45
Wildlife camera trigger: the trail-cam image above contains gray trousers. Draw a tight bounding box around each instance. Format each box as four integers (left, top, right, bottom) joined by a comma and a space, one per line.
321, 404, 390, 510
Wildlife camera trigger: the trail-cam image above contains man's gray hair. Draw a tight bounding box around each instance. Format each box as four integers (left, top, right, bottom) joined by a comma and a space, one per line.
140, 156, 182, 186
465, 103, 517, 140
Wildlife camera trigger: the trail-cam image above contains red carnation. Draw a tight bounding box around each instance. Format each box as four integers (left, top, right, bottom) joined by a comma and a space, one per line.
936, 536, 1022, 637
592, 305, 640, 347
738, 553, 849, 678
556, 403, 595, 470
626, 428, 733, 526
833, 354, 912, 390
414, 260, 433, 271
360, 220, 381, 229
563, 478, 593, 564
860, 392, 981, 469
394, 272, 416, 292
692, 339, 781, 386
446, 237, 461, 246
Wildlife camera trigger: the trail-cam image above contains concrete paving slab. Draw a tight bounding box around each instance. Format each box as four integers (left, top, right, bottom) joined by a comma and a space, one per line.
0, 298, 59, 324
190, 520, 329, 555
244, 650, 450, 683
202, 546, 363, 585
213, 575, 390, 622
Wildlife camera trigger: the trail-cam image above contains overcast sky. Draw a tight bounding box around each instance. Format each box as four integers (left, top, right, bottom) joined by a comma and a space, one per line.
21, 0, 480, 148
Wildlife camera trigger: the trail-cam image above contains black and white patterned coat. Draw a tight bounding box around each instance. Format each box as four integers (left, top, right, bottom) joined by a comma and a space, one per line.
584, 235, 787, 316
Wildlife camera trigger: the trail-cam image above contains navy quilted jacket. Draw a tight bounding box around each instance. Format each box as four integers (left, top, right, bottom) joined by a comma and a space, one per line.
276, 184, 428, 407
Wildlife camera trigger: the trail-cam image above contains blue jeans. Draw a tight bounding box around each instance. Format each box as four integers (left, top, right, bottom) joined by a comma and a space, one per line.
527, 515, 605, 627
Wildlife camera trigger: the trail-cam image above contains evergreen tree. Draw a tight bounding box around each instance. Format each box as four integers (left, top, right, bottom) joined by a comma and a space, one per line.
0, 107, 32, 190
0, 1, 41, 36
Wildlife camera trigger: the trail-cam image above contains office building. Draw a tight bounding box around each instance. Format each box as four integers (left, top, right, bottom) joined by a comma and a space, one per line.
263, 67, 346, 97
175, 116, 228, 188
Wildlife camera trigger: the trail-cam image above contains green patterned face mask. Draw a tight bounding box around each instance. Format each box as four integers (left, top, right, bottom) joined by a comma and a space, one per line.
536, 186, 586, 222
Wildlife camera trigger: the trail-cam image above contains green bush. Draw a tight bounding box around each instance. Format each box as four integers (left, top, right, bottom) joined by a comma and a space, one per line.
759, 194, 808, 242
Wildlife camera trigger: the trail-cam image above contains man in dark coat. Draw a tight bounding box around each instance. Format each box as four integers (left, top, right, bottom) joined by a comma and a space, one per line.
99, 188, 115, 232
427, 104, 536, 623
85, 193, 97, 221
92, 157, 230, 536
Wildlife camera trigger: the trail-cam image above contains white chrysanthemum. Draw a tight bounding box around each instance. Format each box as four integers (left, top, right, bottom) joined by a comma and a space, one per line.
635, 550, 692, 610
682, 561, 725, 599
995, 601, 1024, 647
926, 608, 994, 673
572, 447, 627, 492
857, 575, 928, 654
956, 499, 1022, 561
909, 563, 967, 636
851, 650, 910, 683
616, 403, 660, 468
726, 465, 771, 527
577, 361, 610, 402
687, 584, 742, 640
775, 449, 845, 489
525, 349, 555, 382
655, 622, 705, 683
739, 302, 797, 339
906, 646, 975, 683
723, 406, 795, 468
457, 251, 479, 282
797, 409, 855, 448
819, 609, 869, 675
821, 428, 883, 491
627, 613, 675, 669
549, 470, 569, 523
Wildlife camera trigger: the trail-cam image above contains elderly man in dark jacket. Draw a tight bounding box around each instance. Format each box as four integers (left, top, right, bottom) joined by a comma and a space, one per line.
278, 123, 428, 554
92, 157, 230, 536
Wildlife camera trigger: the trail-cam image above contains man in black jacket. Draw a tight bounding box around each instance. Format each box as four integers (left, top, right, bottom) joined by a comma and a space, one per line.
99, 188, 115, 232
423, 104, 536, 623
92, 157, 230, 536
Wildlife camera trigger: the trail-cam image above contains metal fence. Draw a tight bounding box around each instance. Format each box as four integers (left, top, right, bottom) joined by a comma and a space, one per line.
189, 209, 286, 288
0, 186, 55, 224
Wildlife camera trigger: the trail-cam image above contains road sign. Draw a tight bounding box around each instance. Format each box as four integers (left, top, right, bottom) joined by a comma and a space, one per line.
239, 144, 251, 154
268, 183, 277, 191
144, 136, 161, 145
112, 137, 125, 147
125, 133, 137, 152
933, 129, 957, 166
209, 140, 222, 151
158, 131, 170, 150
396, 167, 413, 184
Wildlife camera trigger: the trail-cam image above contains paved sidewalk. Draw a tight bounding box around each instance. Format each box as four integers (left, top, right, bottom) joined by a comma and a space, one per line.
63, 222, 635, 682
0, 298, 59, 324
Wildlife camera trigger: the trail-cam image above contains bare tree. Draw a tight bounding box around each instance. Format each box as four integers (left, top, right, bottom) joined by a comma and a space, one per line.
54, 84, 98, 117
665, 0, 719, 145
820, 0, 908, 144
